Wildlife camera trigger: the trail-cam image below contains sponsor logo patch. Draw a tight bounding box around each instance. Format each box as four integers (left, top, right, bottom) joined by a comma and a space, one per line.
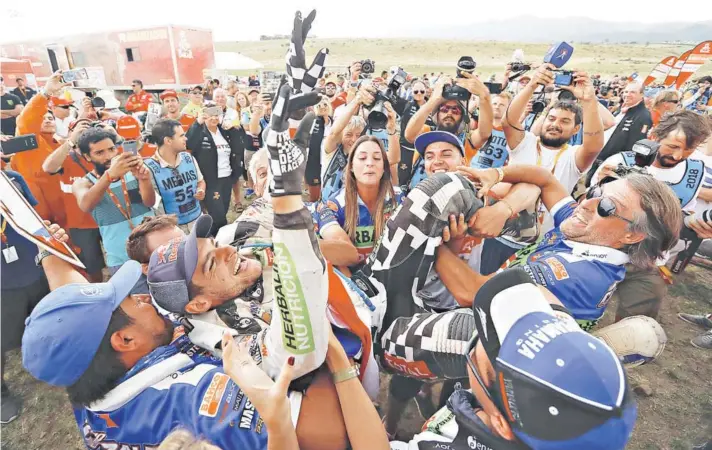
544, 257, 569, 281
199, 373, 229, 417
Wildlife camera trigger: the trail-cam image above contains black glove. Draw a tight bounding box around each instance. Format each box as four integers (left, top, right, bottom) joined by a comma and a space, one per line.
285, 10, 329, 94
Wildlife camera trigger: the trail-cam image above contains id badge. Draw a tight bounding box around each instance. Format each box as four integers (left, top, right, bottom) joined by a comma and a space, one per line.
3, 246, 19, 264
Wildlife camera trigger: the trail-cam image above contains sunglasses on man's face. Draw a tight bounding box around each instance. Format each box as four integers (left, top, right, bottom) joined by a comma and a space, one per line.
585, 186, 634, 224
439, 105, 461, 114
413, 90, 425, 94
664, 100, 679, 104
56, 105, 71, 109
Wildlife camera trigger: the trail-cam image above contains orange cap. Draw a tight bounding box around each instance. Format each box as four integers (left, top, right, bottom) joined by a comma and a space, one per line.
160, 89, 179, 101
116, 115, 141, 140
50, 97, 73, 107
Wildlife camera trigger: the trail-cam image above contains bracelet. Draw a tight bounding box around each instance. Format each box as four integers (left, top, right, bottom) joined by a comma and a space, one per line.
332, 365, 359, 383
494, 167, 505, 184
387, 129, 398, 136
499, 199, 516, 218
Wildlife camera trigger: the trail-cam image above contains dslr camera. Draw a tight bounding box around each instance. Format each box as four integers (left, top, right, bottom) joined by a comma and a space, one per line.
599, 139, 659, 185
443, 56, 477, 102
510, 62, 531, 72
360, 59, 375, 75
364, 67, 408, 129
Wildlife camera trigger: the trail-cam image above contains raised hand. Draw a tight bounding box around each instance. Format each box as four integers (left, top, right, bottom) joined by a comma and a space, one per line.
285, 10, 329, 94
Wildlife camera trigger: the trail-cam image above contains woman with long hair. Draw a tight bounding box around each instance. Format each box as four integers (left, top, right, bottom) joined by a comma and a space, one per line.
236, 91, 251, 126
315, 135, 403, 269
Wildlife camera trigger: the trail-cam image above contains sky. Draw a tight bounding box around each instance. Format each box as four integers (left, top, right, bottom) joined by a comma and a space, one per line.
1, 0, 711, 44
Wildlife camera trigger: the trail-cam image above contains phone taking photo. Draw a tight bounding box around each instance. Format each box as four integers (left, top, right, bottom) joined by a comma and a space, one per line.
62, 68, 89, 83
122, 140, 139, 155
0, 134, 39, 155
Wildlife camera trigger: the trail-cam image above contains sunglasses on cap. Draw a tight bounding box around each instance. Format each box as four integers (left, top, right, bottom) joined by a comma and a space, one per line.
585, 186, 633, 224
439, 105, 462, 114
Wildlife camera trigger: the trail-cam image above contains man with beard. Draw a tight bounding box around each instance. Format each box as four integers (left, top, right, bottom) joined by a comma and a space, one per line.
590, 110, 711, 321
503, 65, 605, 233
160, 90, 196, 133
403, 74, 493, 190
72, 127, 155, 291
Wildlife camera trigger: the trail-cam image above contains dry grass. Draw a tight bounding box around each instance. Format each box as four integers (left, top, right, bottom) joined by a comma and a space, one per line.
217, 39, 712, 79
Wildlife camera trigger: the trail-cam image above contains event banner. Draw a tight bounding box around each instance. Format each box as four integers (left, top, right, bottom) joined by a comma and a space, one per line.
663, 50, 692, 87
643, 55, 677, 86
674, 41, 712, 89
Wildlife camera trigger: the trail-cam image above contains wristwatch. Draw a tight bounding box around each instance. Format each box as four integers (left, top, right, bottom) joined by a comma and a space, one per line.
35, 249, 53, 267
332, 365, 360, 383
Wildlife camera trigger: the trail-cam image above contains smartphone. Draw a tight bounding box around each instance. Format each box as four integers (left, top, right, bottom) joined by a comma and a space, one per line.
554, 71, 574, 86
62, 68, 89, 83
122, 140, 139, 155
0, 134, 39, 155
484, 82, 503, 95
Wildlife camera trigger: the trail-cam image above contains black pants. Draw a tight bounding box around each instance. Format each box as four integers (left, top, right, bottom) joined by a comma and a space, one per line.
2, 275, 50, 391
479, 238, 519, 276
203, 177, 234, 236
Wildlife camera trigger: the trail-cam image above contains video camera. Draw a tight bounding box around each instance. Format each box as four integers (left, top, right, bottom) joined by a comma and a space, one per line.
443, 56, 476, 102
364, 67, 407, 129
599, 139, 660, 185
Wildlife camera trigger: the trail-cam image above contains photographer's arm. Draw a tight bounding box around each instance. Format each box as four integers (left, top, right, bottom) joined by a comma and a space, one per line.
404, 78, 448, 143
698, 187, 712, 203
42, 141, 72, 174
38, 223, 87, 290
503, 85, 535, 149
598, 102, 616, 129
323, 99, 360, 155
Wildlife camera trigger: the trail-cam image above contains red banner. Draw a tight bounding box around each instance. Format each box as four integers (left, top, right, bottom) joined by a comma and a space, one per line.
643, 55, 677, 86
674, 41, 712, 89
663, 50, 692, 87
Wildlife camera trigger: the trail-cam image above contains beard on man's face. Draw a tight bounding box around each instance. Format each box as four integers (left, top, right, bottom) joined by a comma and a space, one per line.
93, 160, 110, 176
437, 118, 461, 135
154, 314, 176, 347
656, 153, 682, 168
540, 129, 571, 148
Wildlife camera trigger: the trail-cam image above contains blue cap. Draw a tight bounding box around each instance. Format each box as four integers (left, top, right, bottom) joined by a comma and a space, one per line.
472, 269, 636, 450
147, 214, 213, 313
22, 260, 143, 387
414, 130, 465, 158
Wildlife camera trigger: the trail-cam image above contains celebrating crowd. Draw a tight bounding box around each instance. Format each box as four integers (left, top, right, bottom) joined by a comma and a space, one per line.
2, 11, 712, 450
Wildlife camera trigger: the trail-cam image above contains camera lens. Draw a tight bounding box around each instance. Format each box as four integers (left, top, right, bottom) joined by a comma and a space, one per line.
368, 101, 388, 129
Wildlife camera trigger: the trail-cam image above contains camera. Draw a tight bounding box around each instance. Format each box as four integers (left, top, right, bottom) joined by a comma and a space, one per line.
510, 62, 532, 72
443, 56, 476, 101
553, 70, 574, 86
599, 85, 610, 97
360, 59, 375, 75
599, 139, 659, 185
364, 67, 408, 129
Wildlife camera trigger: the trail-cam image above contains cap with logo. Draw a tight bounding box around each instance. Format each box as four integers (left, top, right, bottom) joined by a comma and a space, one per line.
147, 214, 213, 313
22, 261, 143, 386
471, 268, 637, 450
414, 130, 465, 158
160, 89, 179, 101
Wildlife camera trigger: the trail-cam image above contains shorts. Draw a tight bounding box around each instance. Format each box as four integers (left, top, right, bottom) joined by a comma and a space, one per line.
109, 265, 149, 295
1, 275, 50, 353
613, 264, 667, 321
69, 227, 106, 274
305, 146, 321, 187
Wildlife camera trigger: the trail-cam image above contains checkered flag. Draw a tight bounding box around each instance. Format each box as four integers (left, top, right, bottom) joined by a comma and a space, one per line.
266, 83, 316, 197
285, 10, 329, 94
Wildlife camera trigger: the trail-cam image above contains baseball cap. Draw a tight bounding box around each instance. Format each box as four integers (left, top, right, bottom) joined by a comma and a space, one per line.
22, 261, 143, 387
248, 88, 260, 95
471, 268, 637, 450
50, 96, 73, 107
414, 130, 465, 158
160, 89, 179, 101
147, 214, 213, 313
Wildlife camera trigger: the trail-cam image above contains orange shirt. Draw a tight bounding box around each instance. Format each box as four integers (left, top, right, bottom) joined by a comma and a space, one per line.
54, 151, 98, 229
11, 94, 67, 228
126, 91, 153, 113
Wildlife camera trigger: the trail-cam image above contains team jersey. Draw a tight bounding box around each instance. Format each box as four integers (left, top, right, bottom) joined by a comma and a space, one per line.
469, 126, 510, 169
503, 197, 629, 330
321, 145, 348, 200
145, 152, 203, 225
315, 187, 404, 264
74, 326, 270, 450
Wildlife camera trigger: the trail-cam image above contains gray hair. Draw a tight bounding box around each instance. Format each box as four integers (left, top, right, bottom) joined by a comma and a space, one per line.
212, 88, 227, 98
624, 174, 682, 268
344, 115, 366, 133
249, 147, 269, 182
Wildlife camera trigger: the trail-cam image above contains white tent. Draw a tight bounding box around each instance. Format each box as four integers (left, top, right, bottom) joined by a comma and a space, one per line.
214, 52, 264, 71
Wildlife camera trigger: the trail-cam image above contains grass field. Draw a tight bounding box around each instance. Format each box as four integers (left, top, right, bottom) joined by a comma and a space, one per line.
216, 38, 712, 79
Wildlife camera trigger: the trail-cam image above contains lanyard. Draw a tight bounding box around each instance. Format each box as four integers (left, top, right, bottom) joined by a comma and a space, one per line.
1, 217, 6, 245
536, 140, 568, 174
95, 172, 135, 230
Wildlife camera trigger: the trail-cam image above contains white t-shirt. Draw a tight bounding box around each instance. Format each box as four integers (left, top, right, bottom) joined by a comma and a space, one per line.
509, 131, 586, 232
603, 112, 625, 146
691, 149, 712, 215
211, 129, 232, 178
591, 153, 703, 213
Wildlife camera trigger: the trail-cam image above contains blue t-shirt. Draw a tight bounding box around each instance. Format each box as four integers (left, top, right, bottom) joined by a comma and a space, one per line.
1, 171, 45, 290
315, 187, 404, 264
504, 197, 629, 329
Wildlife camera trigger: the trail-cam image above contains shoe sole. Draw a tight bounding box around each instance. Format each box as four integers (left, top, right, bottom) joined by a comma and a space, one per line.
1, 414, 18, 424
690, 339, 712, 350
677, 314, 712, 329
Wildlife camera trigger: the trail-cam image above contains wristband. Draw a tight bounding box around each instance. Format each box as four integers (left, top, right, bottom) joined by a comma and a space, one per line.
332, 365, 359, 383
495, 167, 505, 184
35, 249, 52, 267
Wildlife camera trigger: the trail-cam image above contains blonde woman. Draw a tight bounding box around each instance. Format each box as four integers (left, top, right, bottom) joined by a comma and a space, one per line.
315, 135, 403, 269
236, 91, 251, 126
651, 90, 681, 127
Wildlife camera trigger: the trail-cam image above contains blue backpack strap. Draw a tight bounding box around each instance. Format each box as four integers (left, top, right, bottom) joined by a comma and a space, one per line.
143, 157, 161, 175
669, 159, 705, 208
